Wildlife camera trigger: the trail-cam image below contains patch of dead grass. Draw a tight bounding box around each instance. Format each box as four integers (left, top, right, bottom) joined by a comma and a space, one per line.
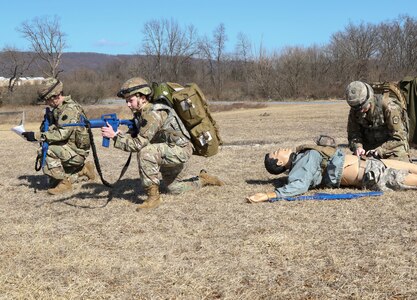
0, 101, 416, 299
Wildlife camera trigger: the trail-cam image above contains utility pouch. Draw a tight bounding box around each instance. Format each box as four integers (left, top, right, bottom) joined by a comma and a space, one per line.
315, 135, 336, 147
75, 129, 90, 150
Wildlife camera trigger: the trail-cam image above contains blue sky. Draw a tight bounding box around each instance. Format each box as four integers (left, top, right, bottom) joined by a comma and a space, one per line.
1, 0, 416, 55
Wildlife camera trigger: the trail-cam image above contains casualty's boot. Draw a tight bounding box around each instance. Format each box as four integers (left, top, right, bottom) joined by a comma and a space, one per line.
136, 184, 161, 211
47, 178, 72, 195
199, 169, 224, 187
78, 161, 96, 181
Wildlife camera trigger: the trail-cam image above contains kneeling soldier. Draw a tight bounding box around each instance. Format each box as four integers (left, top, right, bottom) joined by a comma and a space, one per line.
22, 78, 96, 194
101, 77, 224, 210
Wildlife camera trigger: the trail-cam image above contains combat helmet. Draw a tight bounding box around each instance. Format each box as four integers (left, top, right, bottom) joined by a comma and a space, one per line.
117, 77, 152, 98
345, 81, 374, 110
37, 78, 63, 101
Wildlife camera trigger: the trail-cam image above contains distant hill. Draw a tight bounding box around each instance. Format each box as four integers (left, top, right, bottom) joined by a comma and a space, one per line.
61, 52, 135, 73
0, 51, 136, 76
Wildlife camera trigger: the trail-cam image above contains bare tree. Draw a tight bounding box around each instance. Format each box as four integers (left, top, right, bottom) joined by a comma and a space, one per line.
329, 22, 379, 81
377, 15, 417, 78
249, 44, 277, 99
375, 21, 402, 79
400, 15, 417, 74
234, 32, 252, 94
164, 19, 199, 81
140, 18, 199, 82
17, 16, 66, 78
141, 19, 165, 81
198, 23, 228, 99
0, 46, 34, 92
374, 16, 414, 79
277, 47, 307, 98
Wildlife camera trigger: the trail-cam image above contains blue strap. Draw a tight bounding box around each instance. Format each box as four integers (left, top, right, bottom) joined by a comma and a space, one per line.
269, 191, 383, 202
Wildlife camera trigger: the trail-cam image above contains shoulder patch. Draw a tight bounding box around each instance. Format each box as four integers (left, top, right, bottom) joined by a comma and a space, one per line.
140, 119, 148, 127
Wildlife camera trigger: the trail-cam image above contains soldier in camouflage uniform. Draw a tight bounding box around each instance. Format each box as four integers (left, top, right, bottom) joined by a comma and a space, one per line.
346, 81, 410, 162
101, 77, 224, 210
22, 78, 96, 194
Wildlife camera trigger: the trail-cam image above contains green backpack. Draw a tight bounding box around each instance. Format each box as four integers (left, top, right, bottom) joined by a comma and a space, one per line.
369, 81, 407, 110
399, 77, 417, 145
370, 79, 417, 145
151, 82, 222, 157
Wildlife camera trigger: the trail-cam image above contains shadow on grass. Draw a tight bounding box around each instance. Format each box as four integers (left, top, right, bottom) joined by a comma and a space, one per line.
19, 174, 145, 209
246, 176, 288, 189
18, 174, 49, 191
52, 178, 146, 209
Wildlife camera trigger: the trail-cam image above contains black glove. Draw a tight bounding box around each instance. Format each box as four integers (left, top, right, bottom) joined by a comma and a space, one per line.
22, 131, 37, 142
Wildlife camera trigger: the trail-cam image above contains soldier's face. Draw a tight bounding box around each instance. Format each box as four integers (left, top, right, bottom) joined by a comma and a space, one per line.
125, 95, 147, 111
269, 148, 292, 167
359, 102, 371, 113
45, 94, 62, 108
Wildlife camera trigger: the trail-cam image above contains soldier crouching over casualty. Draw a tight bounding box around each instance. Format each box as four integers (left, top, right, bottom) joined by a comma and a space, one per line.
346, 81, 410, 162
247, 139, 417, 203
21, 78, 96, 195
101, 77, 224, 210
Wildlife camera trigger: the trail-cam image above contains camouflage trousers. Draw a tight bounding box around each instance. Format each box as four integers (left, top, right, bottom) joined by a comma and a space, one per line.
42, 144, 86, 182
362, 158, 416, 191
138, 142, 201, 194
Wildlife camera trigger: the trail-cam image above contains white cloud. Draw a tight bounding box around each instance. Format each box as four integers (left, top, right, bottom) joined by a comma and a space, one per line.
93, 39, 129, 48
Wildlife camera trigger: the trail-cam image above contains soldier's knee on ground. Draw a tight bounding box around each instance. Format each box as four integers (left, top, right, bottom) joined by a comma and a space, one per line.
44, 166, 66, 181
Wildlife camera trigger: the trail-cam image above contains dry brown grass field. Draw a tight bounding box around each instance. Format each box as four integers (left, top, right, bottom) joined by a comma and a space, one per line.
0, 101, 416, 299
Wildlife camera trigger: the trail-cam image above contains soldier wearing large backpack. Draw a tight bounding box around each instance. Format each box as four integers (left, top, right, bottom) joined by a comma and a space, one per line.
345, 81, 410, 162
101, 77, 224, 210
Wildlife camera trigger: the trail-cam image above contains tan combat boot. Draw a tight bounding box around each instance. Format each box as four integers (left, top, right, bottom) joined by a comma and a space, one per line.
136, 184, 162, 211
78, 161, 96, 181
47, 178, 72, 195
199, 169, 224, 187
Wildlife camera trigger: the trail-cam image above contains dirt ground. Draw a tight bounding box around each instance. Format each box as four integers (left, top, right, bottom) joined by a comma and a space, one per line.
0, 102, 416, 299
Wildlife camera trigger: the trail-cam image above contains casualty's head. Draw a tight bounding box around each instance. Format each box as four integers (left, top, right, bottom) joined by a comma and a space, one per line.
264, 148, 295, 175
117, 77, 152, 112
37, 77, 64, 107
345, 81, 374, 111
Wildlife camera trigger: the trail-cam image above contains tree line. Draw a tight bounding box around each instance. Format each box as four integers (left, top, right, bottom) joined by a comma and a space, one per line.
1, 14, 417, 105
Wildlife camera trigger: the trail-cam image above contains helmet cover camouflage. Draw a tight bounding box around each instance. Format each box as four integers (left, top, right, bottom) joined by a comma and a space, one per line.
345, 81, 374, 109
117, 77, 152, 98
37, 78, 63, 101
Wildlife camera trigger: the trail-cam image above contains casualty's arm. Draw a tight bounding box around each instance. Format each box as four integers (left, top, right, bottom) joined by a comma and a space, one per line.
274, 150, 323, 198
247, 151, 324, 203
247, 192, 277, 203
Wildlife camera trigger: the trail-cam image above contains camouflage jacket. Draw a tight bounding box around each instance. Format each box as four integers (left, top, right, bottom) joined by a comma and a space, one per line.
41, 96, 90, 157
114, 102, 191, 152
347, 95, 409, 160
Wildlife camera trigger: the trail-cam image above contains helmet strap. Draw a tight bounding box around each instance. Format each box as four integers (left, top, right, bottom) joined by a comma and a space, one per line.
117, 84, 150, 98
